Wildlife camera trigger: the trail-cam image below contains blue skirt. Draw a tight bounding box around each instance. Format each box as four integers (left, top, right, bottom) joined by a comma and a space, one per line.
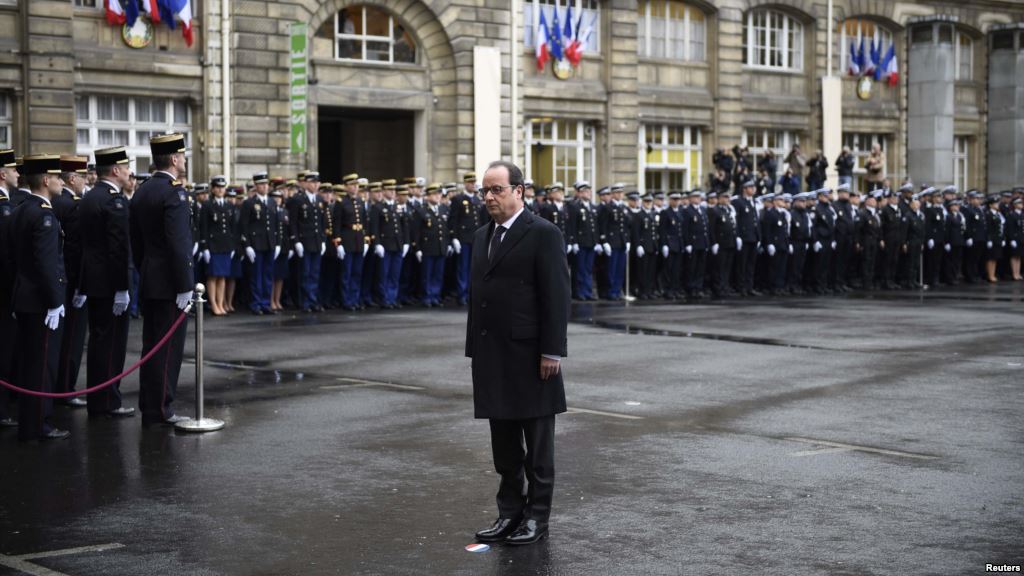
208, 252, 232, 277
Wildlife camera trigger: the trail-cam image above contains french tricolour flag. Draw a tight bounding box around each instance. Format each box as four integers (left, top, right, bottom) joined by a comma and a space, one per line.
158, 0, 194, 46
881, 43, 898, 86
847, 40, 860, 76
142, 0, 161, 23
105, 0, 125, 26
536, 9, 551, 71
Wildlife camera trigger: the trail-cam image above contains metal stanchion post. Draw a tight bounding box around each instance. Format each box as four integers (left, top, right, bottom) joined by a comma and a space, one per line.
176, 283, 225, 433
624, 247, 635, 303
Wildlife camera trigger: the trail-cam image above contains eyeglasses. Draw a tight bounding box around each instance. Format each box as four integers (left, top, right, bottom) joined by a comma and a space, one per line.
480, 185, 514, 196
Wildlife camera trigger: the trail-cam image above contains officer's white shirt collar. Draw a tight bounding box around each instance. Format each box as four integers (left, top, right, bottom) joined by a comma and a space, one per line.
100, 179, 121, 194
154, 170, 176, 180
305, 191, 317, 203
497, 206, 525, 231
256, 193, 268, 203
29, 191, 50, 204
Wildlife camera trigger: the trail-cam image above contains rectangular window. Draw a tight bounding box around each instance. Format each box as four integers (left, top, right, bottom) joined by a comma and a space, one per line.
76, 95, 192, 177
955, 33, 972, 81
841, 133, 888, 195
72, 0, 98, 7
639, 124, 702, 192
524, 118, 595, 191
953, 136, 970, 191
837, 19, 894, 79
742, 129, 798, 176
0, 95, 10, 149
743, 9, 803, 71
637, 1, 707, 62
334, 6, 416, 65
523, 0, 601, 55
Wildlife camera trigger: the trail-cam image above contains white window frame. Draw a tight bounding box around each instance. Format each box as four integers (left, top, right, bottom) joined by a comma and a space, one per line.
837, 18, 894, 78
637, 1, 706, 62
842, 133, 888, 194
639, 124, 702, 193
333, 6, 415, 65
523, 0, 601, 55
76, 95, 192, 177
744, 9, 803, 72
955, 32, 972, 81
72, 0, 99, 7
953, 136, 969, 191
0, 94, 11, 150
523, 118, 595, 190
742, 129, 799, 175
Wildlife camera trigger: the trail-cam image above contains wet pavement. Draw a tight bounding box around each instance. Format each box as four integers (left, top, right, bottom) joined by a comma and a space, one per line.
1, 283, 1022, 575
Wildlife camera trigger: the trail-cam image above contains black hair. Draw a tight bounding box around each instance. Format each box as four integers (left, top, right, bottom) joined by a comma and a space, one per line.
152, 154, 174, 170
486, 160, 525, 199
26, 173, 47, 190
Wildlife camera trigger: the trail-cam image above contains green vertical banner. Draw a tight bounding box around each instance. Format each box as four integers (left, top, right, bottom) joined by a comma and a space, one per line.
289, 22, 308, 156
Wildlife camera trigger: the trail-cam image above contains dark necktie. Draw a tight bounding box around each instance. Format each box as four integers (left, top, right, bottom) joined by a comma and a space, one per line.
489, 225, 506, 261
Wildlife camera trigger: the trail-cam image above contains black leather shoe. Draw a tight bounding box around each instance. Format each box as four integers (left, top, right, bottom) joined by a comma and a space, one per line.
475, 517, 522, 543
505, 519, 547, 545
62, 397, 87, 408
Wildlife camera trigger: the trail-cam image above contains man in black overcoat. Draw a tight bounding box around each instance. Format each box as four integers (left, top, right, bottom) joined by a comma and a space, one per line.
466, 160, 570, 546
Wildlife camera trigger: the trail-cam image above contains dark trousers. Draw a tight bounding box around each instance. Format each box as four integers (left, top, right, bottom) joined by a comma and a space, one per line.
249, 250, 274, 312
420, 254, 445, 304
56, 294, 88, 394
300, 252, 321, 309
637, 251, 658, 297
833, 237, 854, 288
489, 415, 556, 524
377, 251, 403, 306
861, 245, 879, 288
788, 243, 807, 289
735, 242, 758, 293
399, 253, 419, 304
455, 244, 473, 301
574, 247, 595, 299
769, 251, 788, 290
944, 246, 962, 284
881, 242, 901, 287
341, 250, 364, 308
902, 244, 922, 286
606, 247, 626, 299
85, 298, 130, 413
665, 252, 683, 295
687, 249, 706, 295
16, 313, 62, 441
715, 247, 735, 294
360, 250, 378, 305
139, 300, 189, 425
924, 245, 942, 286
813, 244, 833, 291
963, 244, 984, 282
0, 298, 16, 421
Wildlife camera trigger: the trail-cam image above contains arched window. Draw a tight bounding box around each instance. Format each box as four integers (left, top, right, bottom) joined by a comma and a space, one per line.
837, 18, 894, 76
319, 5, 416, 65
743, 9, 803, 71
636, 1, 706, 62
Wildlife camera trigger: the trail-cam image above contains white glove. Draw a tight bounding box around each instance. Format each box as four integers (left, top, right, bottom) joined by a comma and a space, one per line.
446, 245, 453, 257
294, 242, 304, 258
337, 245, 346, 260
45, 305, 64, 331
602, 243, 612, 254
736, 237, 743, 251
320, 242, 326, 256
112, 290, 130, 316
661, 246, 669, 258
288, 250, 294, 260
712, 244, 719, 256
966, 238, 973, 248
1012, 240, 1019, 249
72, 290, 87, 309
831, 240, 837, 250
626, 242, 631, 254
987, 241, 993, 249
927, 239, 934, 250
572, 244, 579, 254
192, 242, 199, 257
768, 244, 776, 257
452, 239, 462, 254
362, 243, 369, 257
274, 245, 281, 260
944, 243, 951, 253
636, 246, 645, 258
416, 250, 423, 263
202, 249, 211, 263
245, 246, 256, 263
595, 243, 604, 255
374, 244, 385, 258
175, 290, 193, 312
1002, 240, 1006, 247
788, 244, 794, 255
402, 244, 409, 258
685, 245, 693, 254
230, 251, 235, 260
813, 241, 822, 253
566, 244, 572, 255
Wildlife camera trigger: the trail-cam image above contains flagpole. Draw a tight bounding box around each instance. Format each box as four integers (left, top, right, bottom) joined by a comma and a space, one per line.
511, 0, 519, 166
826, 0, 833, 77
222, 0, 232, 182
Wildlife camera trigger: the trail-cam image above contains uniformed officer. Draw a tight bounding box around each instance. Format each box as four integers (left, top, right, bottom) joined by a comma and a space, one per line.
962, 191, 986, 283
200, 176, 235, 316
129, 133, 194, 427
414, 183, 449, 307
79, 146, 135, 418
333, 173, 369, 311
523, 179, 537, 213
856, 190, 883, 290
984, 195, 1006, 283
317, 182, 342, 308
10, 155, 69, 440
761, 194, 790, 295
567, 181, 598, 300
270, 186, 290, 311
683, 190, 710, 299
448, 172, 483, 306
288, 171, 327, 312
598, 183, 629, 300
832, 183, 857, 292
240, 172, 280, 315
709, 189, 737, 297
659, 191, 685, 299
787, 192, 813, 294
361, 182, 383, 307
902, 194, 926, 288
632, 192, 660, 299
191, 182, 208, 284
921, 187, 946, 288
1008, 197, 1024, 281
811, 187, 837, 294
369, 180, 409, 309
879, 186, 905, 289
944, 198, 967, 284
538, 182, 569, 254
53, 155, 88, 407
732, 179, 761, 296
0, 150, 19, 427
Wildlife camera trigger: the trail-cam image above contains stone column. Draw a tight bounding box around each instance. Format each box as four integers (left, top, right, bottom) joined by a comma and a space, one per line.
987, 24, 1024, 192
606, 0, 639, 185
24, 1, 76, 154
907, 18, 956, 187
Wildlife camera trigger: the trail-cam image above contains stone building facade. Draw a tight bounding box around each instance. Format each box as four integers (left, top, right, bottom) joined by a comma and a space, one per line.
1, 0, 1022, 192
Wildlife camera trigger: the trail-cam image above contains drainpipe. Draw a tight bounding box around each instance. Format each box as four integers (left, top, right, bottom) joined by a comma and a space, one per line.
510, 0, 519, 165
